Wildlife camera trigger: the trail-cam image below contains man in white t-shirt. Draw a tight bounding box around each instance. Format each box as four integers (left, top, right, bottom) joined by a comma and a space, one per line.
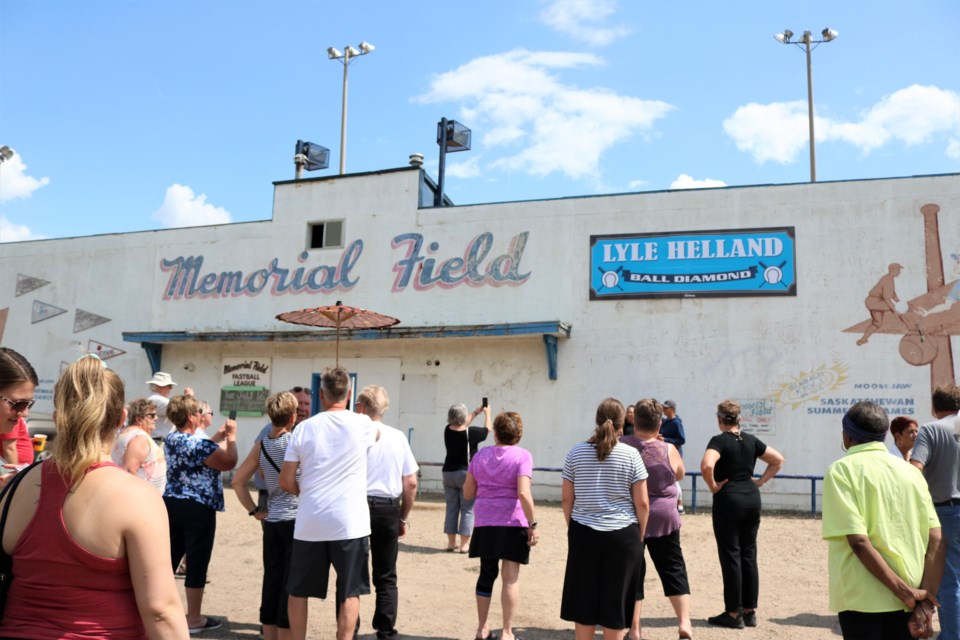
354, 385, 418, 640
280, 367, 380, 640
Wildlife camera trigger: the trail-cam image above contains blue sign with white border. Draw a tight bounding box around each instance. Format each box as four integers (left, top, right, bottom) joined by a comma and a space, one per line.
590, 227, 796, 299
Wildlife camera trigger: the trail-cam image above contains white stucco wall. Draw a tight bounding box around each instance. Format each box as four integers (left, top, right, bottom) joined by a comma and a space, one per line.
2, 167, 958, 510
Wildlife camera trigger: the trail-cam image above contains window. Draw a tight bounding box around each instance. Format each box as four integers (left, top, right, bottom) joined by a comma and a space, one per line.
308, 220, 344, 249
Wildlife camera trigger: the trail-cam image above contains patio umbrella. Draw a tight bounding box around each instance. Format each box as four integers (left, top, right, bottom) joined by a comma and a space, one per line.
276, 300, 400, 365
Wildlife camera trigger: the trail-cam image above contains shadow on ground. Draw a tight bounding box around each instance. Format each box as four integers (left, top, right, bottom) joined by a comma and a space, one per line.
769, 612, 841, 634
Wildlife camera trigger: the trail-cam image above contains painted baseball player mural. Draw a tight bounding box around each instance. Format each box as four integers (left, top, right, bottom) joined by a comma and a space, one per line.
845, 204, 958, 396
856, 262, 907, 346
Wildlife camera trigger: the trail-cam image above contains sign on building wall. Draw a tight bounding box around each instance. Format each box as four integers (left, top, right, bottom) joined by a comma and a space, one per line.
737, 397, 777, 435
220, 358, 272, 416
590, 227, 797, 299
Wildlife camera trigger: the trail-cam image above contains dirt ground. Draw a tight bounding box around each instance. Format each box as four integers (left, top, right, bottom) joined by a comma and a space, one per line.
190, 492, 872, 640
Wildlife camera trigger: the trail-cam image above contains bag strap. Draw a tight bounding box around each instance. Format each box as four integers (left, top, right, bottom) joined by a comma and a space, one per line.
0, 460, 43, 565
259, 437, 281, 474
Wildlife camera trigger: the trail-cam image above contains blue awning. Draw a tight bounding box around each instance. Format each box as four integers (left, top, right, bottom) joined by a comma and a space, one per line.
123, 320, 571, 380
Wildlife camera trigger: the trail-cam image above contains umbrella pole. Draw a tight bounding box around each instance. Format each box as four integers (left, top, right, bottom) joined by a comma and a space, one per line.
335, 319, 341, 366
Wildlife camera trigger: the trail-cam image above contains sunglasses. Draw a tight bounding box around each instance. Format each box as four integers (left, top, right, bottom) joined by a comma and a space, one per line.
291, 386, 312, 395
0, 394, 35, 413
145, 413, 158, 418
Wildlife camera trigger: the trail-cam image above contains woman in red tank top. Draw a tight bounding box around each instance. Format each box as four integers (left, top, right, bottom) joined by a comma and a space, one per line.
0, 348, 38, 474
0, 355, 189, 639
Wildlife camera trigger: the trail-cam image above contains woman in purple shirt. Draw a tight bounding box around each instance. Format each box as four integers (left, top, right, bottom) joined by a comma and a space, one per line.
620, 399, 692, 640
464, 412, 540, 640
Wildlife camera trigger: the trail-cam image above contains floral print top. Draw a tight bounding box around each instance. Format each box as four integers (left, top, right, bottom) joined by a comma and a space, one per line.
163, 431, 224, 511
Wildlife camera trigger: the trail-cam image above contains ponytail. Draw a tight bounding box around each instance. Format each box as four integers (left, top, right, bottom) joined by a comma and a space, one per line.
589, 397, 625, 461
589, 419, 619, 460
53, 356, 125, 486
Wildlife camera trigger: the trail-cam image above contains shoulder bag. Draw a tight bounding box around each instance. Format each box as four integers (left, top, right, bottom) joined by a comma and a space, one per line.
0, 460, 42, 619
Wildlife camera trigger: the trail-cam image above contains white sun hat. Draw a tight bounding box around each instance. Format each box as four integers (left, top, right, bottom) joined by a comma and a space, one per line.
145, 371, 178, 387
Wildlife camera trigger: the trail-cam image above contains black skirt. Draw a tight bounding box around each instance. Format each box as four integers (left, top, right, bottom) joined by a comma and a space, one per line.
468, 525, 531, 564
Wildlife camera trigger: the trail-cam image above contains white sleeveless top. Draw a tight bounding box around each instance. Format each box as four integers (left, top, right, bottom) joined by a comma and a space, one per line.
111, 426, 167, 493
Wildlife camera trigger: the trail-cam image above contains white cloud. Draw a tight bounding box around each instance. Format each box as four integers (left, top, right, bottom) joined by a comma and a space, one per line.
418, 49, 673, 180
724, 85, 960, 164
539, 0, 629, 46
151, 184, 232, 228
723, 101, 813, 164
0, 152, 50, 203
446, 156, 483, 179
670, 174, 727, 189
948, 138, 960, 160
628, 179, 648, 189
0, 216, 45, 243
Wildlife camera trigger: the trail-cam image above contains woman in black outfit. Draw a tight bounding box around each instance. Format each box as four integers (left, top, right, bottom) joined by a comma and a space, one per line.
442, 402, 492, 552
700, 399, 784, 629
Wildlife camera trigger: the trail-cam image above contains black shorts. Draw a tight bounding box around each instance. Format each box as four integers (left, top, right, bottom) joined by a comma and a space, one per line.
468, 526, 530, 564
287, 537, 370, 602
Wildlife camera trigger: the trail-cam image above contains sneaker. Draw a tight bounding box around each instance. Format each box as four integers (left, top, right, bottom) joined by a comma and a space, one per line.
707, 611, 745, 629
678, 505, 685, 515
188, 617, 223, 635
742, 610, 757, 627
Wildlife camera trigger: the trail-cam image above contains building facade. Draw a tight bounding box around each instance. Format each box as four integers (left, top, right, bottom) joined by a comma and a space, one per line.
2, 167, 958, 509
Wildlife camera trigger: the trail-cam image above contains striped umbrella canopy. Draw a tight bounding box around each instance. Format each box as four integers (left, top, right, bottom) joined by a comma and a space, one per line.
276, 300, 400, 364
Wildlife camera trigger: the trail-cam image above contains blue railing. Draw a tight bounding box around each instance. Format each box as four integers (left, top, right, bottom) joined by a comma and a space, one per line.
417, 461, 824, 516
686, 472, 823, 516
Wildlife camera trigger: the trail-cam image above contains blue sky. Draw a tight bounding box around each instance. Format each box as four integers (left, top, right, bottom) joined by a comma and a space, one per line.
1, 0, 959, 242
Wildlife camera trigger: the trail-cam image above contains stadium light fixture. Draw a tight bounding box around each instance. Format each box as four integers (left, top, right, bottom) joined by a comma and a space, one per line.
435, 118, 472, 207
294, 140, 330, 179
774, 28, 838, 182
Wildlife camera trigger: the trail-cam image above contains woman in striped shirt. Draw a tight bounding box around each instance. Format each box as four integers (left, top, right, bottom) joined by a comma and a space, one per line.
560, 398, 650, 640
232, 391, 300, 640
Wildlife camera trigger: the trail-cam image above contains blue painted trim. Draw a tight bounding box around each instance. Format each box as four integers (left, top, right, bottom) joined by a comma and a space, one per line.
124, 321, 570, 381
122, 321, 572, 344
543, 334, 558, 380
142, 342, 162, 373
312, 373, 322, 414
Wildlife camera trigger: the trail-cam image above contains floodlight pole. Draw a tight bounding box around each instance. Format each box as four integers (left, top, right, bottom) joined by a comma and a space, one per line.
436, 118, 449, 207
775, 28, 837, 183
0, 146, 12, 243
803, 32, 817, 183
328, 43, 374, 175
338, 56, 350, 175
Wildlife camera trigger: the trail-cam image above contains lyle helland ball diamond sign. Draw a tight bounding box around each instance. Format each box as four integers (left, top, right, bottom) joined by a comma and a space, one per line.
590, 227, 796, 300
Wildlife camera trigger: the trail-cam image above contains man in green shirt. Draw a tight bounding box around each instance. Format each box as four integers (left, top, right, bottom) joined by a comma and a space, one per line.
823, 401, 944, 639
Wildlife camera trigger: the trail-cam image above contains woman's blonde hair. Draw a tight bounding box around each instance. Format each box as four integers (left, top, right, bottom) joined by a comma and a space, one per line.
589, 397, 624, 461
167, 395, 200, 429
265, 391, 298, 427
53, 356, 125, 486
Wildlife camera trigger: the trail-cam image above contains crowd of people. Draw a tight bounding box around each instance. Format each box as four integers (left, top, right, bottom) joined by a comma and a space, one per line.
2, 342, 960, 640
0, 354, 423, 639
